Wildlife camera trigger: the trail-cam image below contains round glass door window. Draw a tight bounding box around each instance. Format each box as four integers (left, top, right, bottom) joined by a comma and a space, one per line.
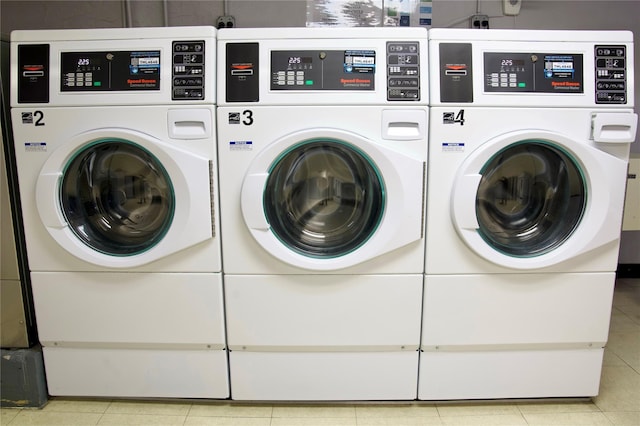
264, 140, 385, 258
476, 141, 586, 257
60, 140, 175, 256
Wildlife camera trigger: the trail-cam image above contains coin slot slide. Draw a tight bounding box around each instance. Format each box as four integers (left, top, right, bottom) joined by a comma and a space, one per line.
23, 70, 45, 77
231, 69, 254, 76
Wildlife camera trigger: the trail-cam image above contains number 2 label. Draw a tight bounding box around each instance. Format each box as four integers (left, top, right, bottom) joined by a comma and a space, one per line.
34, 110, 45, 126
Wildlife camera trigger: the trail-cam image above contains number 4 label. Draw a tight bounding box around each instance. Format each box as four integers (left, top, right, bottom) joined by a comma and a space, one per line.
443, 110, 465, 126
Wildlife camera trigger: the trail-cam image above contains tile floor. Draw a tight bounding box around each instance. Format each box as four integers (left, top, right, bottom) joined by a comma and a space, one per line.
2, 278, 638, 426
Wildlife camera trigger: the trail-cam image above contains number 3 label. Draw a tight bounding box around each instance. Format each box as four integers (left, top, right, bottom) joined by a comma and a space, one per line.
242, 110, 253, 125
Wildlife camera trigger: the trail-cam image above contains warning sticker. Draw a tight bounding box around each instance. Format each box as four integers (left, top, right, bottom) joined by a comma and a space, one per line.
229, 141, 253, 151
25, 142, 46, 152
442, 142, 465, 153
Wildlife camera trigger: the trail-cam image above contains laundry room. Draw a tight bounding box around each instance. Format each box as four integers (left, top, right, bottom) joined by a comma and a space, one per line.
1, 1, 638, 425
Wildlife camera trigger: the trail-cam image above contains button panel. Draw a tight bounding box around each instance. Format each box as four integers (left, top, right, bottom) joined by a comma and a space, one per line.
387, 41, 420, 101
595, 45, 627, 104
172, 40, 205, 100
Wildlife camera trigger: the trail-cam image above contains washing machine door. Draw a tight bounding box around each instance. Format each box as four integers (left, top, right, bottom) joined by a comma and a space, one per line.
451, 130, 627, 269
36, 128, 213, 268
241, 128, 424, 271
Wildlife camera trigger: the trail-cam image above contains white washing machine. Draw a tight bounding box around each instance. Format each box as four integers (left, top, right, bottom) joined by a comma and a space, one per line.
217, 27, 428, 400
10, 27, 228, 398
420, 29, 637, 400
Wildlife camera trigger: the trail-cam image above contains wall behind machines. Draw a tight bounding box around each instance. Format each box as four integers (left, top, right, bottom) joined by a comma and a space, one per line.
1, 0, 638, 262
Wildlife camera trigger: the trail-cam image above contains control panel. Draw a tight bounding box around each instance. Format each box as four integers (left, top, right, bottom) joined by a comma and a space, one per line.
224, 40, 422, 103
595, 45, 627, 104
18, 40, 207, 101
270, 49, 376, 91
436, 36, 631, 105
60, 50, 161, 92
483, 52, 584, 94
13, 28, 216, 105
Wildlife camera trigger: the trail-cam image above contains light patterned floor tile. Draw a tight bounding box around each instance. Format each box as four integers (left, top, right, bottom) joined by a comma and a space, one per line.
609, 310, 640, 333
522, 411, 613, 425
439, 414, 527, 425
1, 408, 22, 424
603, 411, 640, 425
271, 417, 357, 426
436, 402, 520, 417
188, 403, 273, 417
603, 348, 627, 367
185, 417, 272, 426
356, 404, 438, 418
0, 408, 22, 425
356, 416, 443, 425
272, 405, 356, 418
594, 365, 640, 412
516, 400, 600, 413
97, 413, 186, 425
607, 331, 640, 371
612, 279, 640, 309
43, 399, 112, 413
616, 304, 640, 325
105, 401, 191, 416
8, 410, 102, 425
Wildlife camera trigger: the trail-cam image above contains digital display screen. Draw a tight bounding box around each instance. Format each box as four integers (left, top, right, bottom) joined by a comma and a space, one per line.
288, 56, 312, 65
500, 59, 525, 67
